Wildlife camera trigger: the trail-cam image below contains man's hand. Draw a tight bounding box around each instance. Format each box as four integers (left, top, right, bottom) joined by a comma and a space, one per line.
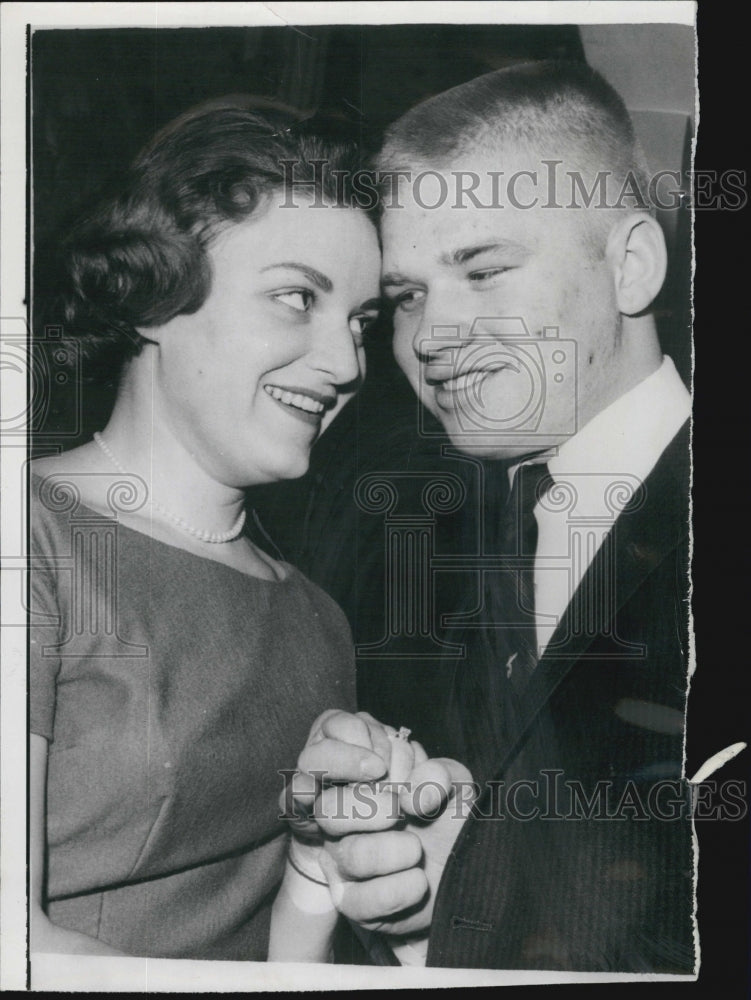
319, 755, 476, 937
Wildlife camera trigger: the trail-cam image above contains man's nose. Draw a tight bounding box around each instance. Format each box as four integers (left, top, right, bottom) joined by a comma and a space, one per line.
412, 323, 468, 365
410, 294, 473, 362
413, 314, 533, 360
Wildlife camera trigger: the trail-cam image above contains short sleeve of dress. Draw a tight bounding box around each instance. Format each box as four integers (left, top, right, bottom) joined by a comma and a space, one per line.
29, 502, 62, 742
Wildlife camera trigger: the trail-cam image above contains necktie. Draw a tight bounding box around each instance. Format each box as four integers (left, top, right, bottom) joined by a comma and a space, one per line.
444, 461, 554, 779
500, 461, 554, 687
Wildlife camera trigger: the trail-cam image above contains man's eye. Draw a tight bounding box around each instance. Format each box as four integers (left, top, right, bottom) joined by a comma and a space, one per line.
468, 267, 511, 284
389, 289, 426, 313
273, 289, 315, 312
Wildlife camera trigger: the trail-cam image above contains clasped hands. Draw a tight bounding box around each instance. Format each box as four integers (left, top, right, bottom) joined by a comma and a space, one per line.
282, 710, 475, 939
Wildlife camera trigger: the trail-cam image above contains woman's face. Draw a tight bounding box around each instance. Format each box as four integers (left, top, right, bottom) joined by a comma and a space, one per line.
147, 194, 381, 487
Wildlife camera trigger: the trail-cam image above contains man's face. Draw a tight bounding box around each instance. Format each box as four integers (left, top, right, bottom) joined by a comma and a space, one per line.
382, 150, 622, 460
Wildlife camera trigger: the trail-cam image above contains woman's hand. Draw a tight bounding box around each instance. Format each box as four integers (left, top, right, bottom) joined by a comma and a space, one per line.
283, 710, 476, 942
280, 709, 393, 846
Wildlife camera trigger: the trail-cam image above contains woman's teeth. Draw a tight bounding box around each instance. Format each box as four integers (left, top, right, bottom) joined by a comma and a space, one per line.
264, 385, 325, 414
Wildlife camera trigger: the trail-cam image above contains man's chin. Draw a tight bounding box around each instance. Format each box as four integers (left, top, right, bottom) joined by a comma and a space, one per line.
443, 427, 566, 462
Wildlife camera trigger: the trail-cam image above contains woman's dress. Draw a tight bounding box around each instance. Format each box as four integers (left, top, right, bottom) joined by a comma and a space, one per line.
30, 473, 355, 959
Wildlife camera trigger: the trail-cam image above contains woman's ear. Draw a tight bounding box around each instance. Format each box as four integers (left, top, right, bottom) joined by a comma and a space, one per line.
133, 321, 170, 348
606, 212, 668, 316
135, 328, 161, 348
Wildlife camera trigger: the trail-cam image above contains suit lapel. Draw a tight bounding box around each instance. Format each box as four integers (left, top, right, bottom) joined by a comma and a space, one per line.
476, 421, 690, 791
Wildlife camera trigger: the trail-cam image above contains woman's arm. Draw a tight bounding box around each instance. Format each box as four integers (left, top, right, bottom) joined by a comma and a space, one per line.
267, 709, 393, 963
29, 733, 125, 956
267, 847, 339, 963
268, 714, 429, 963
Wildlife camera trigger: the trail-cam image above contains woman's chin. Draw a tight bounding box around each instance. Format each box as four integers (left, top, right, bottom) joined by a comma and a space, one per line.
235, 454, 312, 489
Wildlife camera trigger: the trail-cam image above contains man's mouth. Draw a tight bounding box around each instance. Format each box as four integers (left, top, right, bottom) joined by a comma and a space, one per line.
264, 384, 336, 424
426, 362, 519, 394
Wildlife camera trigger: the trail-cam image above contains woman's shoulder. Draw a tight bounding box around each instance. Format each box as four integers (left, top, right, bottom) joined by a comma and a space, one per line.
30, 441, 138, 521
31, 443, 107, 505
30, 444, 120, 549
31, 442, 103, 480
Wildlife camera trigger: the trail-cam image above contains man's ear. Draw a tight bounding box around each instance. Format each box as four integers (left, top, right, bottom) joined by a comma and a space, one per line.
606, 212, 667, 316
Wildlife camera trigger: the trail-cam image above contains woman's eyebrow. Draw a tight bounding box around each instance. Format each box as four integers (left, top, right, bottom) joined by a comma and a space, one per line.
260, 262, 333, 292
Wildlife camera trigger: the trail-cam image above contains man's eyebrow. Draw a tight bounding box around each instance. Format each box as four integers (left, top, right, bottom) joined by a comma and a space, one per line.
382, 239, 531, 287
260, 262, 333, 293
358, 297, 384, 312
442, 240, 530, 265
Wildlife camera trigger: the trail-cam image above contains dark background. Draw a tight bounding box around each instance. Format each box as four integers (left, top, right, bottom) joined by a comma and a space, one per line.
29, 13, 748, 996
31, 24, 583, 241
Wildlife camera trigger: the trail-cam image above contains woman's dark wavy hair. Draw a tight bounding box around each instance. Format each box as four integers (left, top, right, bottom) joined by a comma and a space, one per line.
51, 102, 368, 373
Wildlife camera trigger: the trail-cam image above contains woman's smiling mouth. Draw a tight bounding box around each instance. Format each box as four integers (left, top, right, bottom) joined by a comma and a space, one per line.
263, 384, 335, 423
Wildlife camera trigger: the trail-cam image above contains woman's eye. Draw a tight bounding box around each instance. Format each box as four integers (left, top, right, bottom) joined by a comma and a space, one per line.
389, 288, 426, 313
349, 313, 379, 338
273, 289, 315, 312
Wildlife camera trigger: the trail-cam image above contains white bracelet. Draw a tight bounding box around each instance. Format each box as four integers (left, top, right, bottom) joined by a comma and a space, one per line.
288, 852, 328, 887
289, 835, 330, 885
282, 860, 335, 915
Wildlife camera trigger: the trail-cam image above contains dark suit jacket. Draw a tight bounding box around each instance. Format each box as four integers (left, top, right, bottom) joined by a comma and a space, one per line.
426, 423, 695, 972
254, 386, 694, 973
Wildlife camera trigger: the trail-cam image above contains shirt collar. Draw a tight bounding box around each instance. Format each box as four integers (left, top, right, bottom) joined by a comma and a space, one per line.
547, 355, 691, 486
506, 355, 691, 508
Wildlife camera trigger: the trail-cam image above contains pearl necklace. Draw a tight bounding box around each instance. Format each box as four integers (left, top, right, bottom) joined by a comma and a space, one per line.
93, 432, 246, 544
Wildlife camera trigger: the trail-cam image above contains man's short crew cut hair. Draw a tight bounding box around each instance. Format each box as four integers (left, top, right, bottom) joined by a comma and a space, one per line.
376, 59, 654, 221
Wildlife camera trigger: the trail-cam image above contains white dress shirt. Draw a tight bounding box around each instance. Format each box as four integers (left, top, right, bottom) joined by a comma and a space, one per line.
510, 356, 691, 655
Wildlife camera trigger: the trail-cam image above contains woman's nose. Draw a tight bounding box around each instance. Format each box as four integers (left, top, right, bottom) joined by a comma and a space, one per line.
312, 321, 363, 387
